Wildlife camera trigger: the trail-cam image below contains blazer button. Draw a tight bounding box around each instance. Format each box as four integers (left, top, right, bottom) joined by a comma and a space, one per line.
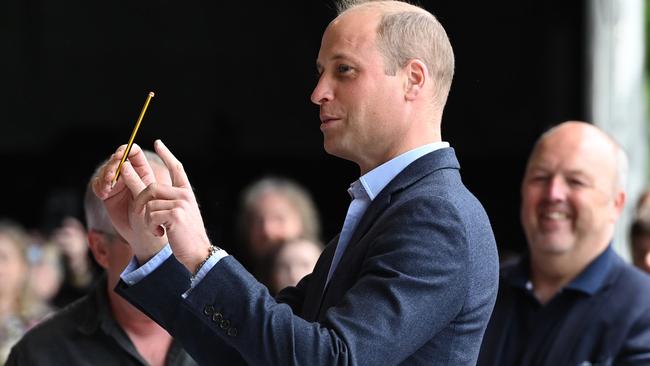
220, 319, 230, 330
203, 305, 215, 316
212, 312, 224, 323
227, 327, 238, 337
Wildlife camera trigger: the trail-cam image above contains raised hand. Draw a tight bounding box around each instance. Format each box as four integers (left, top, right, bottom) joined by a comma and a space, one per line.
92, 143, 168, 262
130, 140, 213, 273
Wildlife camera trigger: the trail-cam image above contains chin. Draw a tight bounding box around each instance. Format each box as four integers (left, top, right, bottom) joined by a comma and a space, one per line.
532, 240, 573, 255
323, 143, 350, 161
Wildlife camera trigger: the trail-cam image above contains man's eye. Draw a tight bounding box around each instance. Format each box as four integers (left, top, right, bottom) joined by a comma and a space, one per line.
337, 64, 352, 73
568, 179, 586, 187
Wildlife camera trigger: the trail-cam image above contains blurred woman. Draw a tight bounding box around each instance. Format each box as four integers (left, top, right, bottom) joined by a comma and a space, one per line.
238, 176, 321, 285
0, 221, 52, 363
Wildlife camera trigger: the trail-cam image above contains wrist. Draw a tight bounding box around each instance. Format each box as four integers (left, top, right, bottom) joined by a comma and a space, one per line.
133, 237, 168, 265
189, 245, 221, 282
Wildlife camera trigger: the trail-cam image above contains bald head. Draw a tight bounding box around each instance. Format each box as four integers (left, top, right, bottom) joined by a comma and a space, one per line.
530, 121, 627, 193
521, 120, 627, 266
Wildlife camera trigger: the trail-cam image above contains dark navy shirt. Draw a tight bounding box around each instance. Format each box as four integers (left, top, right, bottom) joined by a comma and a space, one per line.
498, 245, 614, 366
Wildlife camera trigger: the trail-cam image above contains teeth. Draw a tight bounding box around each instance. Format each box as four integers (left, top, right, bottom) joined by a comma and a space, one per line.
544, 212, 568, 220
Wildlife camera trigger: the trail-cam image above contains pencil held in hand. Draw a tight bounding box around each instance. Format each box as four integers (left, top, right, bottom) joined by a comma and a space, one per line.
111, 91, 155, 188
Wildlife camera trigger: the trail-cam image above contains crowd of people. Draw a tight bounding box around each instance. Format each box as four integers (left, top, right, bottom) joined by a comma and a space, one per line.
1, 170, 324, 364
3, 0, 650, 365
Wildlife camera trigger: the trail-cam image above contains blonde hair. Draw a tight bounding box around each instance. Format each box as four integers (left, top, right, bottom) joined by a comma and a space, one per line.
239, 177, 321, 245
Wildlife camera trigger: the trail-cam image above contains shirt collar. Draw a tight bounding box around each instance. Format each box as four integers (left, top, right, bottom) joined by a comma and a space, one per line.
358, 142, 450, 200
509, 244, 615, 296
78, 275, 112, 335
565, 244, 614, 294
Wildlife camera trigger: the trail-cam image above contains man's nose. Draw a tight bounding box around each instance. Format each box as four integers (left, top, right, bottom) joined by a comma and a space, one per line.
310, 75, 333, 105
546, 176, 568, 201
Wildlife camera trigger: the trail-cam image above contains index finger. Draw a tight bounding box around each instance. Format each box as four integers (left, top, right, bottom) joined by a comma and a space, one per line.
154, 139, 191, 188
122, 143, 157, 187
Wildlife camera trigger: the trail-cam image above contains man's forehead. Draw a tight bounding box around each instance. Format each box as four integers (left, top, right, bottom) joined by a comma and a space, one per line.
528, 140, 615, 175
317, 15, 377, 65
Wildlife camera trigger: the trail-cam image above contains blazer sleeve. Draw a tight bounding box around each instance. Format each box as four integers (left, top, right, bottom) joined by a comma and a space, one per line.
118, 196, 471, 366
115, 255, 247, 366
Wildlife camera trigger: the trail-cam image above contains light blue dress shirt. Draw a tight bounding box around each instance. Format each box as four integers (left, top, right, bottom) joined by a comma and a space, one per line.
121, 142, 450, 294
324, 141, 450, 285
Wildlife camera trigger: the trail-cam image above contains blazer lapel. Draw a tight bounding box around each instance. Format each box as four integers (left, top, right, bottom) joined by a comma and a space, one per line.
319, 148, 461, 311
302, 233, 340, 321
347, 148, 460, 257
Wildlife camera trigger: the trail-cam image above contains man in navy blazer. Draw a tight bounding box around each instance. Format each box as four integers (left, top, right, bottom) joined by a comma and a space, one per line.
94, 1, 499, 364
478, 121, 650, 365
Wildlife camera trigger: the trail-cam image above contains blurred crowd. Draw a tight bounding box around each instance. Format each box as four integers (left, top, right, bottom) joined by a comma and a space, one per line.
0, 174, 324, 364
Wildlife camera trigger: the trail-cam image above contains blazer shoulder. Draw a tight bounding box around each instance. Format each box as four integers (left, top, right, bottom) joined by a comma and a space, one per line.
610, 258, 650, 298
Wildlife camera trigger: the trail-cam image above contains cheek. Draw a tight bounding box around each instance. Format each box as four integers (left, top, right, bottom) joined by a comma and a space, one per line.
521, 193, 538, 219
281, 214, 304, 236
1, 262, 27, 288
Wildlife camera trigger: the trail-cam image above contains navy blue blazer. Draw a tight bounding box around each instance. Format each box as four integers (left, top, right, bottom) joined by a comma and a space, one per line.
117, 147, 499, 365
478, 252, 650, 366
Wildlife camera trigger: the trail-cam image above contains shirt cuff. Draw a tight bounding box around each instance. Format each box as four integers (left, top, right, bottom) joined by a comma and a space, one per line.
121, 244, 173, 286
182, 248, 229, 298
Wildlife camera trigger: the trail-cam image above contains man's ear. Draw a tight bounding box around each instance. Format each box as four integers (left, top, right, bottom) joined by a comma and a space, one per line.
87, 230, 109, 269
404, 59, 427, 101
613, 190, 626, 218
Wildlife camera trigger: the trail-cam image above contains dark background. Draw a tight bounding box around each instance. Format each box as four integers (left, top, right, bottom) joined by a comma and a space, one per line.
1, 0, 586, 260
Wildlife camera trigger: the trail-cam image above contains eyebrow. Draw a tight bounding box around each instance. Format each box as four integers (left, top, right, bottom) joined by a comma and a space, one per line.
316, 53, 358, 71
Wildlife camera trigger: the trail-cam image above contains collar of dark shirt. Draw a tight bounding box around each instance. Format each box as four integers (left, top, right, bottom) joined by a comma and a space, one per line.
75, 274, 194, 365
77, 273, 111, 335
508, 244, 615, 296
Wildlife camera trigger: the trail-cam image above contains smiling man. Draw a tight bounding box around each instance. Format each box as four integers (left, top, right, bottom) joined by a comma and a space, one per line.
478, 121, 650, 365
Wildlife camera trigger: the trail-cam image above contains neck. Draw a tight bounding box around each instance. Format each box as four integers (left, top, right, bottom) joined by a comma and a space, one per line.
358, 127, 442, 175
107, 286, 167, 335
529, 243, 608, 304
107, 287, 173, 366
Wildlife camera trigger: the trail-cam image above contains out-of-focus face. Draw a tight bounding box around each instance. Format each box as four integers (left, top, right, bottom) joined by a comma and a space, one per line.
271, 239, 321, 293
520, 124, 623, 260
0, 234, 28, 297
28, 245, 63, 302
248, 191, 303, 259
51, 217, 87, 259
311, 7, 409, 173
